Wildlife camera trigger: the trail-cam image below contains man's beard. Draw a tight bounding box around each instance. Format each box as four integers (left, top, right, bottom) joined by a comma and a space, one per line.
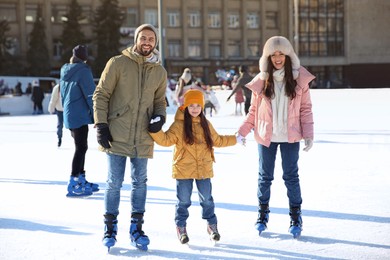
136, 45, 155, 57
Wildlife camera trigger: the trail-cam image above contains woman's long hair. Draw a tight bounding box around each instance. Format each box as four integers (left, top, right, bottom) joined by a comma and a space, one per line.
183, 108, 213, 151
263, 55, 297, 99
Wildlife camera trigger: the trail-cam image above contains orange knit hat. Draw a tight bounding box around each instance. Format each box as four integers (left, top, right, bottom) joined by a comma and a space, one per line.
180, 89, 205, 110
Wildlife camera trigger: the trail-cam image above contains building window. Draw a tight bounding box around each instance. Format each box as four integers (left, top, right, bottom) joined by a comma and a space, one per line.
188, 40, 202, 57
168, 40, 181, 57
0, 4, 17, 22
228, 40, 241, 57
228, 13, 240, 28
4, 37, 19, 56
145, 9, 158, 27
297, 0, 344, 56
188, 11, 201, 27
309, 65, 343, 88
209, 40, 221, 58
167, 10, 180, 27
266, 11, 278, 29
51, 5, 90, 24
247, 40, 260, 57
79, 6, 92, 24
51, 5, 67, 23
125, 8, 138, 27
53, 40, 63, 60
247, 12, 259, 29
25, 4, 38, 23
208, 12, 221, 28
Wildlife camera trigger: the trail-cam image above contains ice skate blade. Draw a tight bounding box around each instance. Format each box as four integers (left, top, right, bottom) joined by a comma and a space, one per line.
210, 239, 218, 246
255, 223, 267, 236
102, 237, 116, 252
291, 231, 301, 239
131, 241, 148, 251
289, 226, 302, 239
66, 193, 92, 198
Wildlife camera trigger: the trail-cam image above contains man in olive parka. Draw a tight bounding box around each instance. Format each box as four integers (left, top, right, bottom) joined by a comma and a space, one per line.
93, 24, 167, 251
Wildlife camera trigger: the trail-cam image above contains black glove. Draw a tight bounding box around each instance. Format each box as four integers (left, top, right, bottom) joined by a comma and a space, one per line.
148, 115, 165, 133
96, 123, 113, 148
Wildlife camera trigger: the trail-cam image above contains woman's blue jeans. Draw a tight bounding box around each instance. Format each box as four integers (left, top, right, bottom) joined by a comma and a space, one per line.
175, 178, 217, 227
104, 154, 148, 216
257, 142, 302, 207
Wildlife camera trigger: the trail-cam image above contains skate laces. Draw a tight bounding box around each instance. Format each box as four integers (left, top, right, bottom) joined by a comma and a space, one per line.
290, 215, 303, 227
257, 210, 269, 224
176, 226, 189, 244
131, 226, 146, 237
177, 226, 187, 236
207, 224, 219, 234
130, 221, 148, 240
104, 219, 117, 238
289, 209, 302, 227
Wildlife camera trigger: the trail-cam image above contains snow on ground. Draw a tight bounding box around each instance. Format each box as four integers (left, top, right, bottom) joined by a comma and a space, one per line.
0, 88, 390, 259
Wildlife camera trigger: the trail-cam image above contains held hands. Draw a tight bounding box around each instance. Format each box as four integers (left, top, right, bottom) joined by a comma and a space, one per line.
236, 133, 246, 146
148, 115, 166, 133
303, 138, 313, 152
96, 123, 113, 148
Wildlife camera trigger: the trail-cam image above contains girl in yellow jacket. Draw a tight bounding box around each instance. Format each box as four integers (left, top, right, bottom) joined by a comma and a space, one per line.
148, 89, 244, 244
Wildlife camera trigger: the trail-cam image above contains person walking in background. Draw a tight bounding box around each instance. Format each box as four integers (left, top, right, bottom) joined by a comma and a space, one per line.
14, 81, 23, 96
148, 90, 245, 245
25, 82, 32, 94
93, 24, 167, 251
203, 85, 219, 117
60, 45, 99, 197
48, 83, 64, 147
31, 80, 44, 114
226, 65, 253, 115
229, 75, 245, 115
236, 36, 315, 239
175, 68, 204, 106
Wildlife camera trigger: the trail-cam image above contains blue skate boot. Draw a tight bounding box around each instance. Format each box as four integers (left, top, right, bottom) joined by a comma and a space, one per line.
255, 204, 270, 235
66, 176, 92, 197
130, 214, 150, 251
288, 206, 303, 239
102, 214, 118, 252
79, 172, 99, 192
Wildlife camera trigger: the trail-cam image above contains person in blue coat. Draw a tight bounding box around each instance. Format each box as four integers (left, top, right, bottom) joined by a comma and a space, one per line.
60, 45, 99, 197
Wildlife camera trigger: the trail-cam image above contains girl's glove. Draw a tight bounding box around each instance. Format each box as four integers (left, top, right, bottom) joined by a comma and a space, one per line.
303, 138, 313, 152
236, 133, 246, 146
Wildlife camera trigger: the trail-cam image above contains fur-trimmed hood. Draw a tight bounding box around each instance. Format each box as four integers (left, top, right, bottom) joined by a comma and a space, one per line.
259, 36, 300, 80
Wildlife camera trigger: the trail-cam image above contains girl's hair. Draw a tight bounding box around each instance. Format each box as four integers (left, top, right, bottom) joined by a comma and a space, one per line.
263, 55, 297, 99
183, 108, 213, 151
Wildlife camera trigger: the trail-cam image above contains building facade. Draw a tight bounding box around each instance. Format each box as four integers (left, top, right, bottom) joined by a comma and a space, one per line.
1, 0, 389, 87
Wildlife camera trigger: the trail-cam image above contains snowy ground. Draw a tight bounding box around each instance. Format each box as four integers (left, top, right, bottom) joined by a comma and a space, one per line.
1, 89, 390, 260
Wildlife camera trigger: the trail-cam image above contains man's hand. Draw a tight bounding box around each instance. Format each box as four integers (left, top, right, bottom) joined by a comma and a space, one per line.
148, 115, 165, 133
96, 123, 113, 148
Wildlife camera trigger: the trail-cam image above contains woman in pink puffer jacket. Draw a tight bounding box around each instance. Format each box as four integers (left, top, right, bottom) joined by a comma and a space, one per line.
237, 36, 315, 239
